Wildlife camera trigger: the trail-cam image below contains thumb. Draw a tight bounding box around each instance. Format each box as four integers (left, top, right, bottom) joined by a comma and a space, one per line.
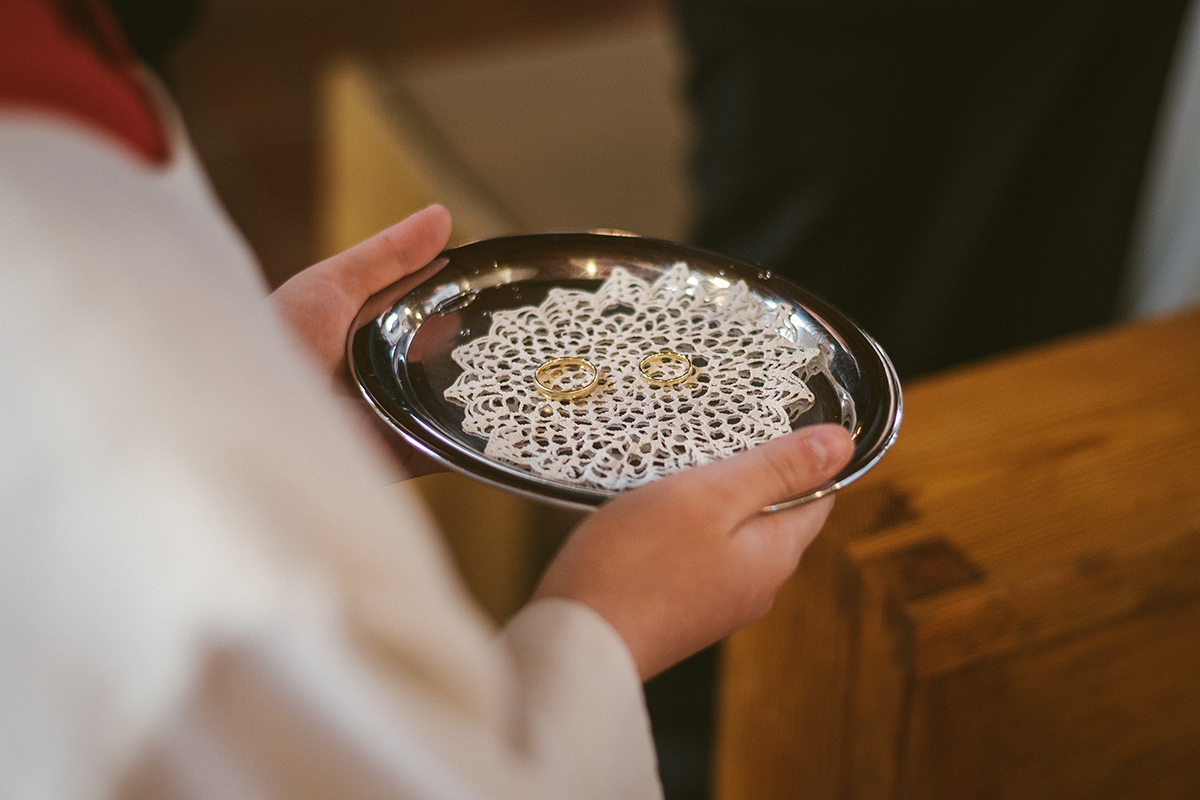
689, 424, 854, 526
318, 204, 453, 303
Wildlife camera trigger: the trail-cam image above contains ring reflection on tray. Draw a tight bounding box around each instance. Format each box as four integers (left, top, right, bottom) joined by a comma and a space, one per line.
348, 232, 901, 512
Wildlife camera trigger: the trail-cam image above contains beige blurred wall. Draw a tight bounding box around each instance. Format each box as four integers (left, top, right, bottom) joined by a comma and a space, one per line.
172, 0, 665, 286
318, 12, 692, 252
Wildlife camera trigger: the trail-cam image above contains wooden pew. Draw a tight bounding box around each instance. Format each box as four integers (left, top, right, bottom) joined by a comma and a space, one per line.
716, 309, 1200, 800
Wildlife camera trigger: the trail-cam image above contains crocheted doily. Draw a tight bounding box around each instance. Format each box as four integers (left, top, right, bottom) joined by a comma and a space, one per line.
443, 264, 822, 491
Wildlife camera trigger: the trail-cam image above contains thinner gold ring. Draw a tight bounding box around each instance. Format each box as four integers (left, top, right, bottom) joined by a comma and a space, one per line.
534, 356, 600, 401
638, 350, 694, 388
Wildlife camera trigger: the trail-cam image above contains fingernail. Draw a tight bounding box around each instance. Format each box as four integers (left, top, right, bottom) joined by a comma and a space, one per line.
805, 425, 845, 473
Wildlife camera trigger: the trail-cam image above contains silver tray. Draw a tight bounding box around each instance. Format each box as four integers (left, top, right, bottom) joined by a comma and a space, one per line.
348, 232, 902, 512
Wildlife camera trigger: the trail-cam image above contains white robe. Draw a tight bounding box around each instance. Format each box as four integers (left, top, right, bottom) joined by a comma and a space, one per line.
0, 91, 660, 800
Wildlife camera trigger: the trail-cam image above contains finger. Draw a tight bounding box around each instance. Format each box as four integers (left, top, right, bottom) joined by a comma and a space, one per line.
319, 204, 453, 303
682, 424, 855, 528
734, 493, 836, 579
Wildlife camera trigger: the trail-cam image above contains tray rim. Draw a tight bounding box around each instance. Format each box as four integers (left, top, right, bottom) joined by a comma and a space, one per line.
348, 231, 903, 512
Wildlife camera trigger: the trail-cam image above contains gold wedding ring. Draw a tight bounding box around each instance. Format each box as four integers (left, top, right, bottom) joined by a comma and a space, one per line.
534, 356, 600, 401
638, 350, 694, 388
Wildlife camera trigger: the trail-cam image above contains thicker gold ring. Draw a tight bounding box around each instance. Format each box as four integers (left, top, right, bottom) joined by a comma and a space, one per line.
534, 356, 599, 401
638, 350, 694, 388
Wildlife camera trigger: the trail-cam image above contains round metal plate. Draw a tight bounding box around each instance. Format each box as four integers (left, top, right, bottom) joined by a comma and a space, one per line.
348, 232, 902, 512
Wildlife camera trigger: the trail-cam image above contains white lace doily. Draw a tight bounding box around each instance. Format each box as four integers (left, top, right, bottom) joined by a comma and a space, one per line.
443, 264, 821, 491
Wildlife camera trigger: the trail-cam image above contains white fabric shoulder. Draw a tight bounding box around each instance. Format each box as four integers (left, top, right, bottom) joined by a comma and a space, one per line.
0, 108, 659, 800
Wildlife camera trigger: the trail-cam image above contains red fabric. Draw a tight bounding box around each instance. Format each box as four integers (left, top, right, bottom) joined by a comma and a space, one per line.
0, 0, 170, 163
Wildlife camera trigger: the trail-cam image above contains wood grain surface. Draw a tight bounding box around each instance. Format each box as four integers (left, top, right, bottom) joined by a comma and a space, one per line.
716, 309, 1200, 800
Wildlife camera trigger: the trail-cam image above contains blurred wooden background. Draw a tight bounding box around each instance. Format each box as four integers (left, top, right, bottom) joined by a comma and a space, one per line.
170, 0, 663, 288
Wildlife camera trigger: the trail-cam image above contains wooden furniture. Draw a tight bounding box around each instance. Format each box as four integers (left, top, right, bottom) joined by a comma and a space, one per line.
317, 15, 691, 259
716, 310, 1200, 800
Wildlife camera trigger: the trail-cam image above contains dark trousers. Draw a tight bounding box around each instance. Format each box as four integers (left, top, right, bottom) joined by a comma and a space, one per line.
675, 0, 1191, 377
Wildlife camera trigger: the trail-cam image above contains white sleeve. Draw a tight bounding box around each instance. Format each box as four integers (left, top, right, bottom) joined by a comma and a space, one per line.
499, 599, 662, 798
117, 600, 658, 800
0, 110, 662, 800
